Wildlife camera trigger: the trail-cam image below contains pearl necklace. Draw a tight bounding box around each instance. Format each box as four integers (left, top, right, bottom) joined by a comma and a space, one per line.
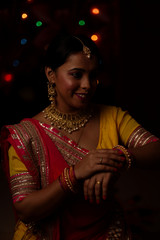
43, 104, 93, 133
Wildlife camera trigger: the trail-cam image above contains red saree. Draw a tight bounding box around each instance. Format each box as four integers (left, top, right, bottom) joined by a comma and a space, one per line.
1, 118, 130, 240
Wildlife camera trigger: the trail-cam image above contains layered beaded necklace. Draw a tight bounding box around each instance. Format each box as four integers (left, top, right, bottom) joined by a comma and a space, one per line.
43, 104, 93, 133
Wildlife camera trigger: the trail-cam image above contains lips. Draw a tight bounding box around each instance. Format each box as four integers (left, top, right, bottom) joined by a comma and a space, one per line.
75, 93, 88, 100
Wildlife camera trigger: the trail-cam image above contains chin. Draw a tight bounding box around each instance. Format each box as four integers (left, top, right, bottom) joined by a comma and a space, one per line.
75, 102, 90, 111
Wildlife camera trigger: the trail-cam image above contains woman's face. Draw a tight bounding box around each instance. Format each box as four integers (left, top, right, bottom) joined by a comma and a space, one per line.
46, 52, 99, 113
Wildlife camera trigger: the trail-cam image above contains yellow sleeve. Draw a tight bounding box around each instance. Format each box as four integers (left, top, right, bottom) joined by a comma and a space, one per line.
8, 145, 28, 177
98, 105, 140, 149
115, 107, 140, 145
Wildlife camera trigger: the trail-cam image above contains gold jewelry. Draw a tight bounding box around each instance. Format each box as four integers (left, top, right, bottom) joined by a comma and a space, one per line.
113, 145, 132, 169
43, 104, 93, 133
58, 166, 80, 194
48, 82, 56, 105
74, 36, 91, 58
99, 157, 103, 164
96, 181, 101, 185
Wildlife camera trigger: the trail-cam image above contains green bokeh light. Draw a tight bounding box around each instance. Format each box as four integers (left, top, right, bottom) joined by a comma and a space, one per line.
79, 20, 85, 26
36, 21, 42, 27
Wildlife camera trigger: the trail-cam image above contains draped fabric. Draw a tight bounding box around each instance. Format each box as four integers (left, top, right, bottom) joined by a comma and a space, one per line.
1, 105, 158, 240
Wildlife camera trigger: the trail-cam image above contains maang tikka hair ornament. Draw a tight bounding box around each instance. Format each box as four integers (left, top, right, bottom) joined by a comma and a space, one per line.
74, 36, 91, 59
48, 82, 56, 105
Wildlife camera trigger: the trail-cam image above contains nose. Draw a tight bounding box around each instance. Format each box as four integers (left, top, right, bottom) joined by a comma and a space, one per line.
81, 77, 90, 90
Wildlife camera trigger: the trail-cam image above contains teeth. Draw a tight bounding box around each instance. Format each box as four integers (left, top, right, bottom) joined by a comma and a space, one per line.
77, 94, 86, 98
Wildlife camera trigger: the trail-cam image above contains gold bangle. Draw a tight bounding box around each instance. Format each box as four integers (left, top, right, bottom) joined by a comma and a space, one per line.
114, 145, 132, 169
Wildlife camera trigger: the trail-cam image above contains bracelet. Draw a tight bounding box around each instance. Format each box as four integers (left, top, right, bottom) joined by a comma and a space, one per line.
58, 166, 79, 194
113, 145, 133, 169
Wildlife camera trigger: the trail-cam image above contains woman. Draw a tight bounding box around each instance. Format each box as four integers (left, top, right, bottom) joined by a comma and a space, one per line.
1, 33, 160, 240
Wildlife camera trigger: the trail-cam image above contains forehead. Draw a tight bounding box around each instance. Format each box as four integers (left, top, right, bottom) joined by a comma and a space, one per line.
61, 52, 98, 70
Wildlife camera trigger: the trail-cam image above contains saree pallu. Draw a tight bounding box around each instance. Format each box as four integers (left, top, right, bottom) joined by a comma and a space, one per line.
1, 106, 158, 240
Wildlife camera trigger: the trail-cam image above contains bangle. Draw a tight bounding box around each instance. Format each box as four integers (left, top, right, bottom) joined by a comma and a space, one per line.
58, 166, 79, 194
113, 145, 133, 169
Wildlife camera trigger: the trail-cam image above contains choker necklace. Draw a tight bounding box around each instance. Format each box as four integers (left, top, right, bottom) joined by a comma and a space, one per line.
43, 104, 93, 133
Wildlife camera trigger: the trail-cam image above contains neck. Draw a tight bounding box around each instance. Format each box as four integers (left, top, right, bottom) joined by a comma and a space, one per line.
43, 103, 93, 133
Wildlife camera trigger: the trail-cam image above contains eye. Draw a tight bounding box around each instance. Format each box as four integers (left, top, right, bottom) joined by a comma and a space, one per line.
71, 71, 83, 79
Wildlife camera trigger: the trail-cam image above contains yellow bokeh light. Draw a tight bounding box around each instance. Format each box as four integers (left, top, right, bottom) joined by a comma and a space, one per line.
91, 34, 99, 41
21, 13, 28, 19
91, 8, 100, 15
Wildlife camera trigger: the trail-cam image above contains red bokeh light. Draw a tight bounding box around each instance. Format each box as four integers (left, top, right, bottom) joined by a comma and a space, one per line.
3, 73, 13, 82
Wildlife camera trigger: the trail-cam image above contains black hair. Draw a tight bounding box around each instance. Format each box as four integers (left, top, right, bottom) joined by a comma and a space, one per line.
44, 32, 102, 70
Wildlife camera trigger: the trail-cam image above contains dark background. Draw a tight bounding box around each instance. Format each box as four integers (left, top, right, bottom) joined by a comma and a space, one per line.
0, 0, 160, 239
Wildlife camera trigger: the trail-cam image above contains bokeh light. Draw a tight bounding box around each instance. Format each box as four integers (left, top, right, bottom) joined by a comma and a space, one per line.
21, 38, 28, 45
91, 34, 99, 41
91, 7, 100, 15
79, 20, 85, 26
21, 13, 28, 19
3, 73, 14, 82
36, 21, 43, 27
13, 60, 20, 67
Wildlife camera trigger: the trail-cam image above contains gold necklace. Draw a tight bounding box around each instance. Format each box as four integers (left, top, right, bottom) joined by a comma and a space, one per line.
43, 104, 93, 133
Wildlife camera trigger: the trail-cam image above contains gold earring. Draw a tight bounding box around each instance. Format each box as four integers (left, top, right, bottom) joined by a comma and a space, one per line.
48, 82, 56, 105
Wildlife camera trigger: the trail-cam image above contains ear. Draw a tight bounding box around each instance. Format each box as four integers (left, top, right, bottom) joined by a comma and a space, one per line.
45, 67, 56, 84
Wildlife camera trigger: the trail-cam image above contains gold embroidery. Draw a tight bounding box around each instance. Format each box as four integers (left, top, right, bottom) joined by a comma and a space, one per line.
39, 122, 87, 166
127, 126, 159, 148
20, 121, 49, 187
9, 121, 49, 188
8, 121, 56, 239
10, 173, 38, 201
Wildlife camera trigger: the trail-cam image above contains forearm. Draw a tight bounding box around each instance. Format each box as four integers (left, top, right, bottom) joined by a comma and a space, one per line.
14, 178, 67, 223
129, 141, 160, 168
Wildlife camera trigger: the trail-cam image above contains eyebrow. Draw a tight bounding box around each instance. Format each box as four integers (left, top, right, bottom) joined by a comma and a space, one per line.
69, 68, 85, 72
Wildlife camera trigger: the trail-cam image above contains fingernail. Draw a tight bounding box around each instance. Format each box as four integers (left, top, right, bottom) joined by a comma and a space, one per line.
117, 149, 123, 155
103, 195, 107, 200
96, 199, 100, 204
84, 195, 88, 200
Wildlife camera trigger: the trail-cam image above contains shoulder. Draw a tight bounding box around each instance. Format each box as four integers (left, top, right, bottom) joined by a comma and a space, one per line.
32, 109, 51, 125
96, 104, 125, 118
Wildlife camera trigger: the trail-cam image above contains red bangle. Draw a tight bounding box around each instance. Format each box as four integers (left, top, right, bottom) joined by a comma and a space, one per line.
58, 166, 80, 194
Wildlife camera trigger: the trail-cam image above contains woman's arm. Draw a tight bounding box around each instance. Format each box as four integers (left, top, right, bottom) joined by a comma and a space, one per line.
14, 178, 66, 223
129, 141, 160, 169
13, 148, 123, 223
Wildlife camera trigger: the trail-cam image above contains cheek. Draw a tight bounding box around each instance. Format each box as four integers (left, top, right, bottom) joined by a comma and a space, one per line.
56, 77, 78, 93
63, 81, 78, 91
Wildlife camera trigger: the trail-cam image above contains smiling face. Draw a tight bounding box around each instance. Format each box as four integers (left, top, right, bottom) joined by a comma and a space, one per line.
45, 52, 99, 113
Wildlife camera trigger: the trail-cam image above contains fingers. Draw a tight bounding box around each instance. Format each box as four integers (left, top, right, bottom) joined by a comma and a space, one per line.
102, 173, 112, 200
84, 178, 96, 203
96, 151, 125, 164
84, 178, 105, 204
95, 149, 126, 170
92, 149, 125, 171
74, 149, 126, 180
84, 179, 90, 200
94, 180, 102, 204
83, 173, 113, 204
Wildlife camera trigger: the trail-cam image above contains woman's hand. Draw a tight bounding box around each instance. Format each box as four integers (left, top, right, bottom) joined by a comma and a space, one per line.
74, 149, 125, 180
83, 171, 120, 204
